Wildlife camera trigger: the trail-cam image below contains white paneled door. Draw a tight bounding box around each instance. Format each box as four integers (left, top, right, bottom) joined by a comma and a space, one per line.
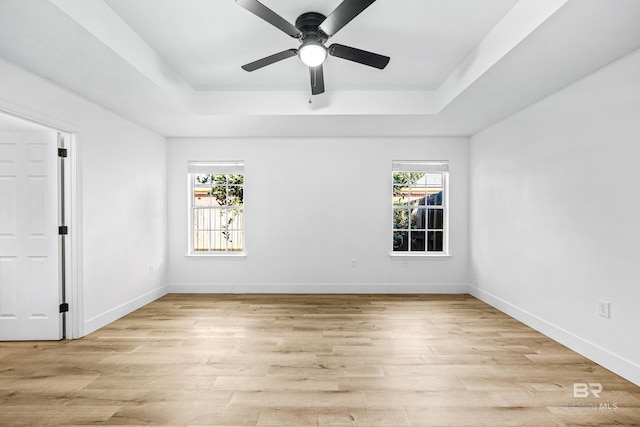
0, 131, 61, 340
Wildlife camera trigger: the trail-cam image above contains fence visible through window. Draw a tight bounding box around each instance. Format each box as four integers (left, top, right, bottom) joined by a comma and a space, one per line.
188, 162, 244, 254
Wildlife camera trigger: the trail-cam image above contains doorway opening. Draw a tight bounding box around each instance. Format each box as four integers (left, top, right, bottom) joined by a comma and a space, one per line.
0, 110, 77, 340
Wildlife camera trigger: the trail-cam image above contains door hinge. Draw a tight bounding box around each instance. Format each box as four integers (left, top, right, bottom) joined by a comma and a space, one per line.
58, 148, 68, 158
59, 225, 68, 235
59, 303, 69, 313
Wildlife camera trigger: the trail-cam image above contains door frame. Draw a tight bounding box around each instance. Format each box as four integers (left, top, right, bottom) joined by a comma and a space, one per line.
0, 106, 82, 339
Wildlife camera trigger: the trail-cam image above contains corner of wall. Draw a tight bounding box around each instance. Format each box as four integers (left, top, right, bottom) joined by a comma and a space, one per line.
83, 285, 169, 336
468, 285, 640, 387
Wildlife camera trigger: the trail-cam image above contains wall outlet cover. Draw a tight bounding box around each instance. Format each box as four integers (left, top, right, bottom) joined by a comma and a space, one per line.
598, 300, 610, 319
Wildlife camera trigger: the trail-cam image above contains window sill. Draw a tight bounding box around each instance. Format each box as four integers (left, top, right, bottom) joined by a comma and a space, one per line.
389, 252, 451, 259
186, 252, 247, 259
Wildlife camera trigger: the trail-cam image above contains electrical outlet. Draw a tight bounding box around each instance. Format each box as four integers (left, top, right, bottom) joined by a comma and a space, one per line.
148, 264, 155, 275
351, 259, 357, 268
598, 300, 610, 319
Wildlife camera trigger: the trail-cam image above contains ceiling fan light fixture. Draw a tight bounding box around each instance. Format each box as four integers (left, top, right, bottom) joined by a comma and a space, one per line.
298, 41, 327, 67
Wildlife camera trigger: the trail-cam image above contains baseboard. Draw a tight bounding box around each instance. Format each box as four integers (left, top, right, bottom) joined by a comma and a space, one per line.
168, 282, 471, 294
83, 285, 169, 336
469, 286, 640, 387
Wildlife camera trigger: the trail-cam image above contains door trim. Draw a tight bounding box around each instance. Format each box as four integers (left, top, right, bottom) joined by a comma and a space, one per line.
65, 132, 82, 339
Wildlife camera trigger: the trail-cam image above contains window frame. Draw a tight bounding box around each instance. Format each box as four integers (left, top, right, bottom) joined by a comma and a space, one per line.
390, 161, 450, 258
187, 161, 246, 257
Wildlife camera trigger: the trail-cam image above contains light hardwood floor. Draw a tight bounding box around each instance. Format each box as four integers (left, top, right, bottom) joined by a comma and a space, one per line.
1, 294, 639, 426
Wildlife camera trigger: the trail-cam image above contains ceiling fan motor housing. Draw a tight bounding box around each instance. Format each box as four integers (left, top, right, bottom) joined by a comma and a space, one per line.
295, 12, 328, 44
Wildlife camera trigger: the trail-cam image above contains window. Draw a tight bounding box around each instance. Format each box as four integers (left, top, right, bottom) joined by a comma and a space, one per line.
188, 161, 244, 254
392, 161, 448, 255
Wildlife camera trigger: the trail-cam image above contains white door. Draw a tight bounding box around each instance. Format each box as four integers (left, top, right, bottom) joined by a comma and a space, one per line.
0, 131, 61, 340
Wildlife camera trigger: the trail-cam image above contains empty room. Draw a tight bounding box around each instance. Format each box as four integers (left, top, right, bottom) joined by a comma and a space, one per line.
1, 0, 639, 425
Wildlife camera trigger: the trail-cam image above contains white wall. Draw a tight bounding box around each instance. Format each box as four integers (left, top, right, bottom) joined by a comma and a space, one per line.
168, 137, 469, 293
0, 57, 168, 336
470, 48, 640, 385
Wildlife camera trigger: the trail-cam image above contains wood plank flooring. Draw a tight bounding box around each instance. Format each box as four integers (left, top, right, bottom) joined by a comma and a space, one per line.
1, 294, 639, 426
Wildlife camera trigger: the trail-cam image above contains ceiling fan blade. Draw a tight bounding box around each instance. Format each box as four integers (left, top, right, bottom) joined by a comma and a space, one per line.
241, 49, 298, 72
309, 65, 325, 95
319, 0, 377, 37
236, 0, 301, 38
329, 43, 390, 69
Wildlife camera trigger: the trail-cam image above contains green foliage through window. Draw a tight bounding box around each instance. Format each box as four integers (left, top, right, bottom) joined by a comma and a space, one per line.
392, 170, 445, 253
193, 173, 244, 252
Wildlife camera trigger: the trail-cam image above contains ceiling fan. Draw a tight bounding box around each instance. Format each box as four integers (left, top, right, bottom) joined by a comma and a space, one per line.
236, 0, 390, 95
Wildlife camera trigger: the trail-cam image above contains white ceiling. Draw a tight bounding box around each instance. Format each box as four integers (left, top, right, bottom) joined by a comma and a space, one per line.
105, 0, 518, 91
0, 0, 639, 137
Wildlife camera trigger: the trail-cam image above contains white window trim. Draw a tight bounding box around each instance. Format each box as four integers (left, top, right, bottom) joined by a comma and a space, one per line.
186, 252, 247, 259
391, 161, 450, 257
389, 252, 451, 259
186, 161, 247, 257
